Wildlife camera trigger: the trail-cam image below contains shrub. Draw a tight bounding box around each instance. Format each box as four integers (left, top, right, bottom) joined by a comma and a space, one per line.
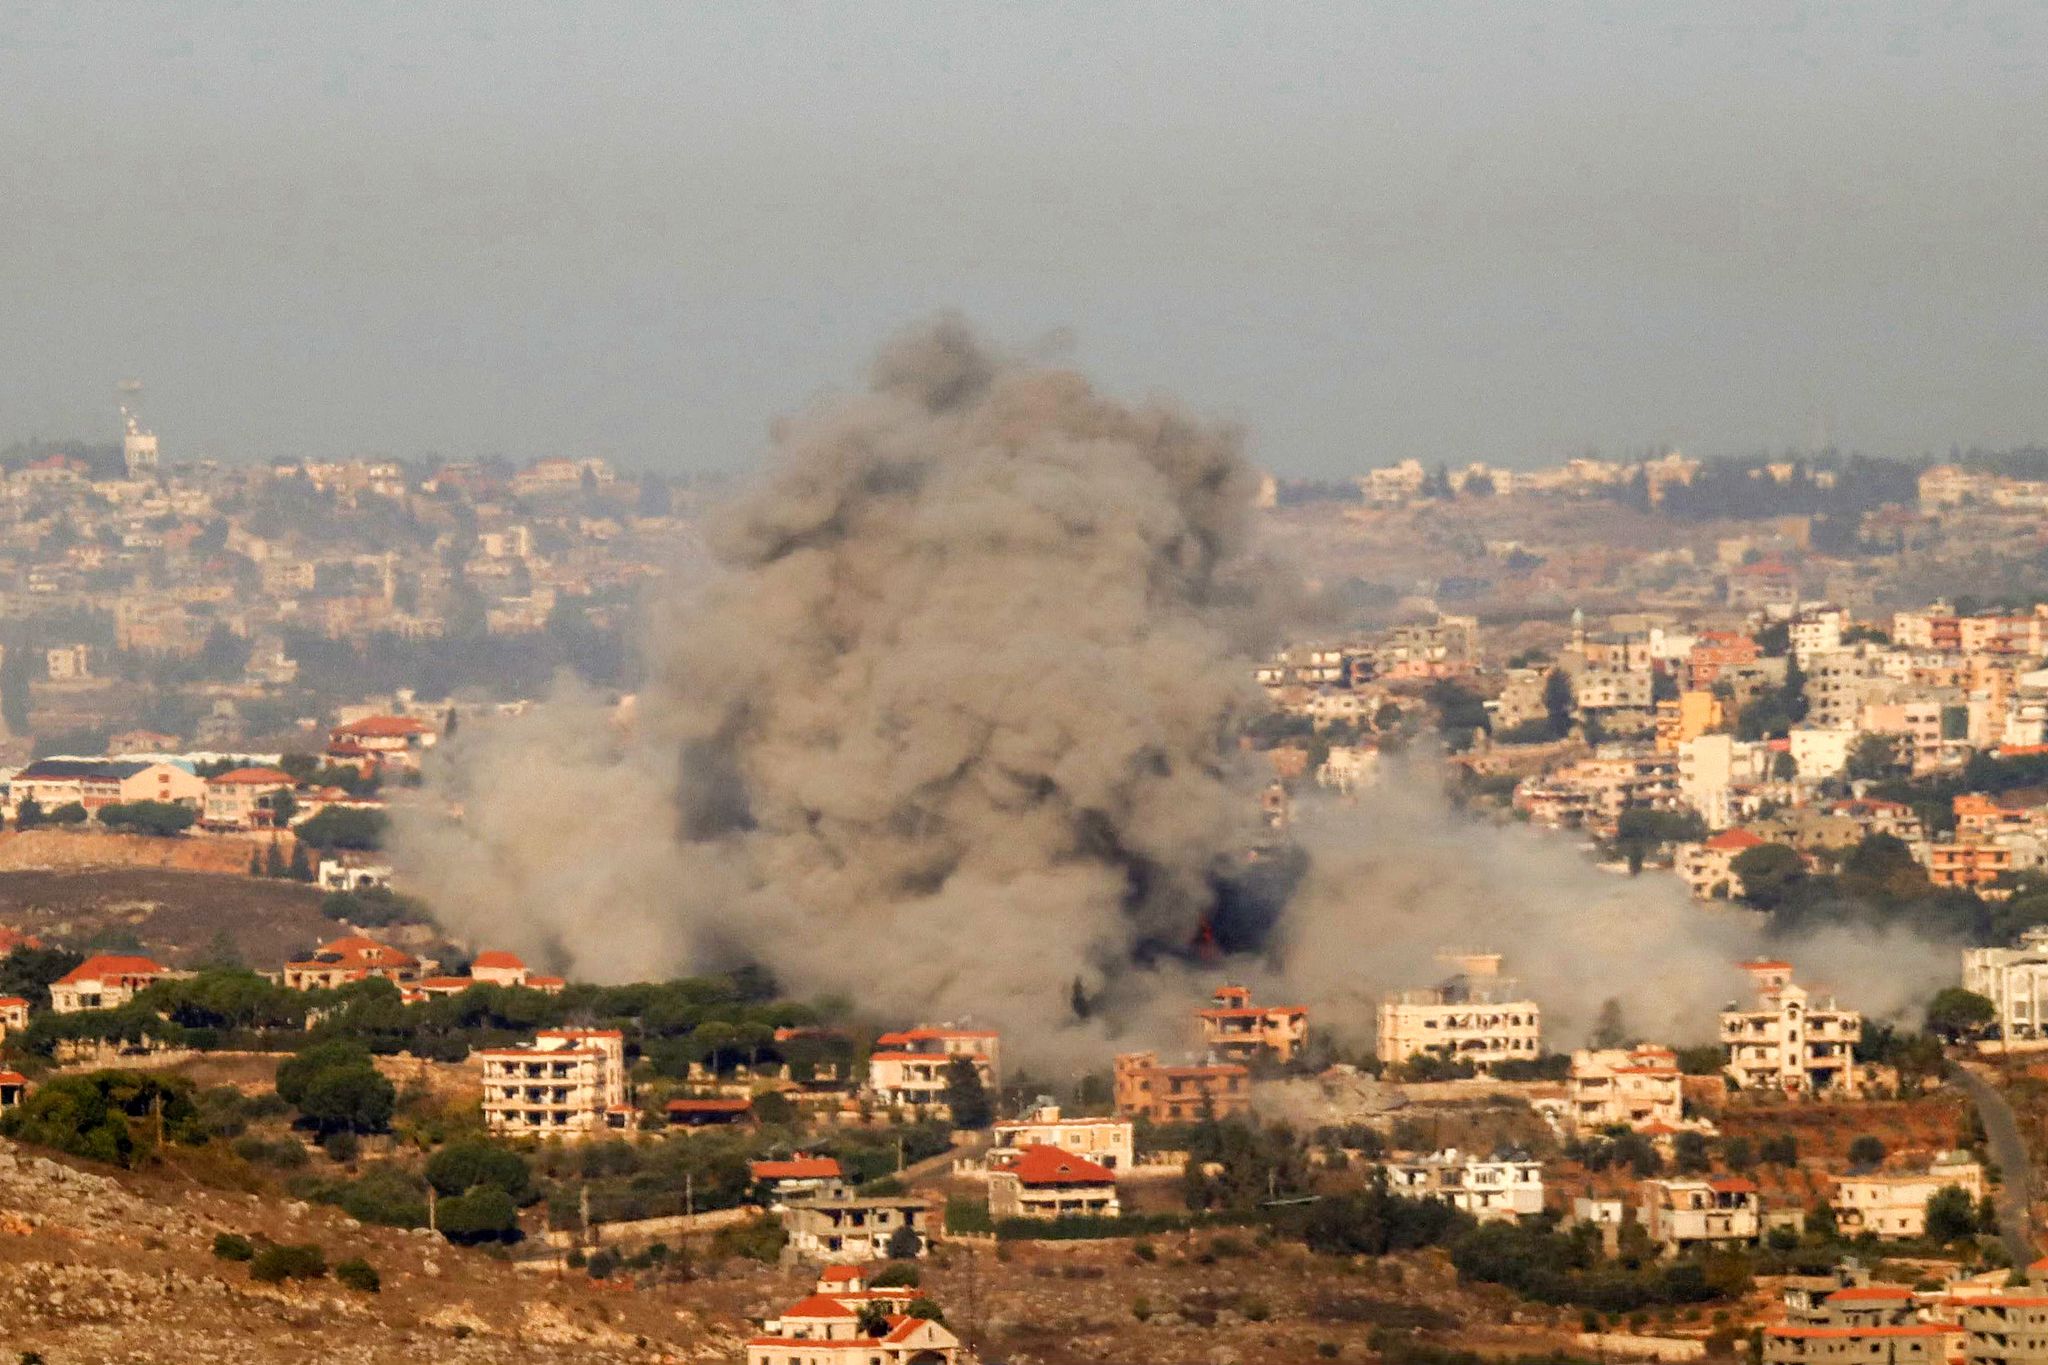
335, 1257, 380, 1293
436, 1186, 520, 1245
711, 1214, 788, 1263
871, 1261, 921, 1288
885, 1223, 923, 1259
427, 1140, 532, 1200
586, 1248, 620, 1280
250, 1243, 327, 1283
232, 1135, 309, 1168
322, 1130, 360, 1163
212, 1232, 255, 1262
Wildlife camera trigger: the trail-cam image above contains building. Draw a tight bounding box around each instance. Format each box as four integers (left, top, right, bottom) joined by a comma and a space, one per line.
866, 1049, 995, 1115
1565, 1044, 1684, 1135
1764, 1286, 1957, 1365
750, 1156, 847, 1207
1721, 961, 1862, 1096
478, 1028, 630, 1138
1376, 953, 1542, 1075
1958, 1292, 2048, 1365
0, 1070, 24, 1109
1195, 984, 1309, 1064
1638, 1176, 1761, 1252
413, 949, 565, 998
991, 1101, 1135, 1172
1384, 1149, 1543, 1223
49, 954, 175, 1013
988, 1144, 1121, 1220
743, 1267, 960, 1365
780, 1189, 935, 1264
872, 1026, 1002, 1091
200, 766, 297, 830
326, 715, 437, 771
281, 935, 422, 991
0, 996, 26, 1038
1832, 1153, 1985, 1240
1112, 1051, 1251, 1123
7, 758, 205, 814
1965, 927, 2048, 1040
1676, 828, 1767, 900
663, 1096, 755, 1129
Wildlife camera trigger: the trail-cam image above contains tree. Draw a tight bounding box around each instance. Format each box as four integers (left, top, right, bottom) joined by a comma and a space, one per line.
1925, 1184, 1978, 1244
1731, 843, 1806, 910
436, 1186, 520, 1245
96, 801, 198, 838
14, 796, 43, 830
1543, 669, 1576, 739
885, 1223, 923, 1260
276, 1040, 394, 1135
1673, 1131, 1710, 1174
1847, 1135, 1886, 1168
1927, 988, 1997, 1041
294, 806, 387, 852
47, 801, 87, 826
1846, 732, 1908, 782
288, 842, 314, 882
855, 1301, 893, 1338
426, 1140, 531, 1201
943, 1055, 993, 1130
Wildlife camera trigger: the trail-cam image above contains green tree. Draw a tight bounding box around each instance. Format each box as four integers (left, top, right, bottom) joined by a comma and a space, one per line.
885, 1222, 923, 1259
1925, 1185, 1979, 1244
288, 842, 314, 882
14, 796, 44, 830
96, 801, 198, 838
294, 806, 388, 851
1846, 732, 1908, 781
1731, 843, 1807, 910
47, 801, 87, 826
426, 1140, 532, 1201
855, 1300, 892, 1338
437, 1186, 520, 1245
943, 1055, 993, 1130
1847, 1135, 1886, 1168
1926, 988, 1997, 1041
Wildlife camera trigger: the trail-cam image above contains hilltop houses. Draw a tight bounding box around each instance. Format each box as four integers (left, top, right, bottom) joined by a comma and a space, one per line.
1376, 953, 1542, 1075
282, 935, 424, 991
1195, 984, 1309, 1064
987, 1144, 1121, 1220
1721, 960, 1862, 1096
1112, 1051, 1250, 1123
1565, 1044, 1686, 1135
49, 954, 176, 1013
478, 1028, 632, 1139
744, 1266, 960, 1365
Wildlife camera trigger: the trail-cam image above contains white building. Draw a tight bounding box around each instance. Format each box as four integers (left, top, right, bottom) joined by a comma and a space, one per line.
1788, 727, 1856, 779
991, 1101, 1135, 1172
1384, 1149, 1543, 1223
987, 1145, 1121, 1220
48, 954, 176, 1013
1831, 1152, 1984, 1240
1721, 961, 1861, 1096
1639, 1176, 1761, 1251
1964, 927, 2048, 1040
1565, 1044, 1685, 1135
478, 1028, 631, 1138
1377, 953, 1541, 1075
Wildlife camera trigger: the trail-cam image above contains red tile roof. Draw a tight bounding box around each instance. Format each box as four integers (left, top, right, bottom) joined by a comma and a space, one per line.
289, 935, 416, 972
1001, 1143, 1117, 1186
1828, 1285, 1914, 1302
1704, 829, 1765, 851
1707, 1176, 1758, 1194
472, 950, 525, 970
776, 1294, 856, 1319
667, 1097, 752, 1115
57, 954, 170, 985
333, 716, 433, 738
751, 1157, 843, 1181
817, 1266, 864, 1285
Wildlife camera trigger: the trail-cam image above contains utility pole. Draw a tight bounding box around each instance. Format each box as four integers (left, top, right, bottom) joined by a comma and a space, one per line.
580, 1184, 592, 1248
897, 1135, 905, 1175
427, 1184, 438, 1234
685, 1170, 694, 1222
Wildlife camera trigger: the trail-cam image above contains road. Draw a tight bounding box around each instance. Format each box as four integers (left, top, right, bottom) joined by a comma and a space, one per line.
1951, 1061, 2037, 1265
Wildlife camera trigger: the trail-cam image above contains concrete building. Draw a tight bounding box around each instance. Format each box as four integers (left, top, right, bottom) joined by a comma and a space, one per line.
1565, 1044, 1684, 1135
1677, 828, 1767, 900
1384, 1149, 1543, 1222
1377, 953, 1542, 1075
872, 1026, 1002, 1091
781, 1189, 935, 1264
1638, 1176, 1761, 1252
991, 1101, 1135, 1172
866, 1049, 995, 1115
282, 935, 422, 991
1112, 1051, 1250, 1123
1966, 927, 2048, 1040
478, 1028, 630, 1138
1195, 984, 1309, 1064
1832, 1152, 1984, 1240
1721, 961, 1862, 1096
200, 766, 297, 830
987, 1144, 1121, 1220
7, 758, 205, 814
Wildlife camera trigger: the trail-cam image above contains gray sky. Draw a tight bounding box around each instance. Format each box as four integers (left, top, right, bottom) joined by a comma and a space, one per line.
2, 3, 2044, 475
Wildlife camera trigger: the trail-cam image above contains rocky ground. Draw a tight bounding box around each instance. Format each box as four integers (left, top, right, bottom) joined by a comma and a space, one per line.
0, 861, 338, 967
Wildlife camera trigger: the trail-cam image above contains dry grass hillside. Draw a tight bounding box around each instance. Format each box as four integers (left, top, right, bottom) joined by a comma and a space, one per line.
0, 865, 333, 967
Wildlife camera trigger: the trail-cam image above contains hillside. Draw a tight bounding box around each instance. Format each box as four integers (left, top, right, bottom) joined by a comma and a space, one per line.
0, 865, 334, 967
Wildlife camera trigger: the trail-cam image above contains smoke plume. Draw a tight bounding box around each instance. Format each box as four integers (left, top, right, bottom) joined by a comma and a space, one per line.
397, 317, 1281, 1049
398, 318, 1952, 1064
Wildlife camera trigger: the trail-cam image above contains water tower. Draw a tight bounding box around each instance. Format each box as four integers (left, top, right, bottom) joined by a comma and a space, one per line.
117, 378, 157, 475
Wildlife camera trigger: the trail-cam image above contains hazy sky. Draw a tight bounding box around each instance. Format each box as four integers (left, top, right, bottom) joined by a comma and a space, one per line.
3, 3, 2045, 475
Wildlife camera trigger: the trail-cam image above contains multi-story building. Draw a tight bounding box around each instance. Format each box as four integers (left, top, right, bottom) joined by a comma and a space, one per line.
1377, 953, 1542, 1075
1965, 928, 2048, 1040
1638, 1176, 1761, 1252
281, 935, 422, 991
1112, 1051, 1251, 1123
1195, 984, 1308, 1064
1676, 828, 1767, 900
200, 766, 297, 830
1565, 1044, 1684, 1135
1721, 961, 1862, 1096
872, 1026, 1002, 1091
991, 1101, 1135, 1172
1384, 1149, 1543, 1223
1764, 1282, 1957, 1365
49, 954, 175, 1013
987, 1144, 1121, 1220
7, 758, 206, 814
867, 1048, 996, 1115
780, 1189, 935, 1263
478, 1028, 630, 1138
1832, 1152, 1984, 1239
